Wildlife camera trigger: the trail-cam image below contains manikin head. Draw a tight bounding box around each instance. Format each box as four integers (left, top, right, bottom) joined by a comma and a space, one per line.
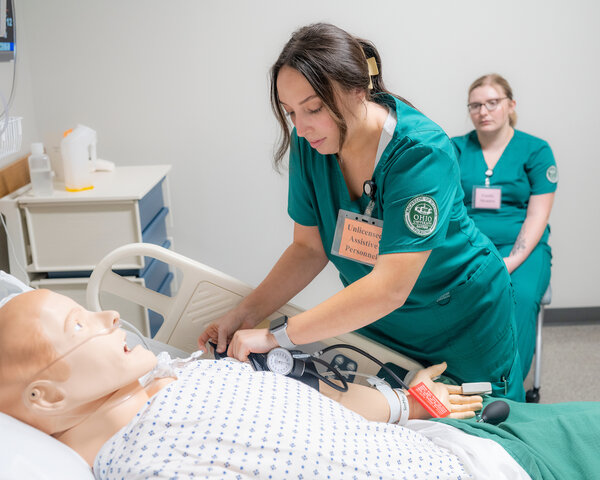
0, 290, 156, 435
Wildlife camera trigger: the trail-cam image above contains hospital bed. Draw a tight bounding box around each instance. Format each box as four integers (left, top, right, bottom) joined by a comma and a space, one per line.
0, 243, 422, 480
3, 245, 590, 480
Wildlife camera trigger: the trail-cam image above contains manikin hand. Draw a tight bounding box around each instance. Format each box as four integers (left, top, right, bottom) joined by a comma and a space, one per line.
197, 309, 255, 354
408, 362, 483, 420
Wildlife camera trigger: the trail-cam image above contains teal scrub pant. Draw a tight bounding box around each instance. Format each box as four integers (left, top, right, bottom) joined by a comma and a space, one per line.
360, 248, 526, 402
440, 398, 600, 479
497, 243, 552, 379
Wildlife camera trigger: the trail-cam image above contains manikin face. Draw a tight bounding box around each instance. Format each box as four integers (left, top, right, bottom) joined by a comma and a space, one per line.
24, 290, 157, 412
468, 84, 515, 134
277, 66, 342, 155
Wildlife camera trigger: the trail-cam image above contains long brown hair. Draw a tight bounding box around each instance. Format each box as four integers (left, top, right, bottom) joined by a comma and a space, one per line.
468, 73, 517, 127
270, 23, 413, 168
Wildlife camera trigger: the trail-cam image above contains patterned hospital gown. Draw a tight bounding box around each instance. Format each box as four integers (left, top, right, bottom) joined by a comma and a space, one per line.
94, 359, 471, 479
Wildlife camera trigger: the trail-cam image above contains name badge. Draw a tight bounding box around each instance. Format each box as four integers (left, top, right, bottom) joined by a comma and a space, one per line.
331, 209, 383, 266
472, 185, 502, 210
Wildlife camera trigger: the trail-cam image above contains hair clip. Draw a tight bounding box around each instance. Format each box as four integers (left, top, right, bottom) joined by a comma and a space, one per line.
366, 57, 379, 89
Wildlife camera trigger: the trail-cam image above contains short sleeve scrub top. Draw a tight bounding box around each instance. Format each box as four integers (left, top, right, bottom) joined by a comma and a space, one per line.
288, 95, 525, 401
452, 130, 558, 377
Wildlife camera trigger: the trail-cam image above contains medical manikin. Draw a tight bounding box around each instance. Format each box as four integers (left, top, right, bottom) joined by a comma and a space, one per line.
1, 289, 596, 479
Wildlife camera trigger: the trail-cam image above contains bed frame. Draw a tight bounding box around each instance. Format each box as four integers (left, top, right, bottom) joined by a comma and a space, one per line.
87, 243, 422, 380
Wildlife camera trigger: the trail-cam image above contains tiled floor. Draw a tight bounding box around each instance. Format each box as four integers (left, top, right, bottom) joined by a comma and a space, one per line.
524, 323, 600, 404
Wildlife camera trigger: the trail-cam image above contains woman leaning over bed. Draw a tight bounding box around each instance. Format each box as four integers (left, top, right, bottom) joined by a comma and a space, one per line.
199, 23, 525, 401
452, 74, 557, 379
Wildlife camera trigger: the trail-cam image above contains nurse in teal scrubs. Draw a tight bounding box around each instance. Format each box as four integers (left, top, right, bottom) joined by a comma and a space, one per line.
452, 74, 557, 379
199, 25, 525, 400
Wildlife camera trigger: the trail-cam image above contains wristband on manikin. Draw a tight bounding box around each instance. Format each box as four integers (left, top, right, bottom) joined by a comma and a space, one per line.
393, 388, 410, 425
367, 377, 409, 424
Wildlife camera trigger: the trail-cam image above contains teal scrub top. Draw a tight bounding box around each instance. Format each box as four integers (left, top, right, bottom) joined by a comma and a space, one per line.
287, 95, 524, 397
452, 130, 558, 246
289, 94, 494, 309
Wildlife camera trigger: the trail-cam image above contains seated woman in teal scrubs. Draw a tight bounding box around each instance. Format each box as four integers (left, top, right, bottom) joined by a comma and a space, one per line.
199, 24, 525, 401
452, 74, 557, 380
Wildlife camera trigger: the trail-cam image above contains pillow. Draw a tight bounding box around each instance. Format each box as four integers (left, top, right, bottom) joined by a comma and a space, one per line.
0, 270, 33, 308
0, 412, 95, 480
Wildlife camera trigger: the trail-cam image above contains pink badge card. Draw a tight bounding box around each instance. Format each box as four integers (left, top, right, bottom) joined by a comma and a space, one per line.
472, 186, 502, 210
331, 209, 383, 266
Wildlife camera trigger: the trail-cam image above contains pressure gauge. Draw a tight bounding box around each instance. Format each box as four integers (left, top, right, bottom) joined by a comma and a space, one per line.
266, 347, 295, 376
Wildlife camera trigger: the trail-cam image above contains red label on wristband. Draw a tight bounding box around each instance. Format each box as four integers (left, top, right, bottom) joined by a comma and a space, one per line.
408, 382, 450, 418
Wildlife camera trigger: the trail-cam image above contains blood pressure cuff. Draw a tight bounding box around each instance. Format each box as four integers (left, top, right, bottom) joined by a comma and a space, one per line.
248, 352, 320, 392
210, 343, 319, 392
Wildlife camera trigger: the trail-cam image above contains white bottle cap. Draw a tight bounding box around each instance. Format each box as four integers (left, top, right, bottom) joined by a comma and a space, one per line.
31, 142, 45, 155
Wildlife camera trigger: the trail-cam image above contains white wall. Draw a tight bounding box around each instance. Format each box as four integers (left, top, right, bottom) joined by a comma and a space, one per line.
14, 0, 600, 309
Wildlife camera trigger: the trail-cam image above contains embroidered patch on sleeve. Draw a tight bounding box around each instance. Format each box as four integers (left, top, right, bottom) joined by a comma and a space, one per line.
404, 195, 438, 237
546, 165, 558, 183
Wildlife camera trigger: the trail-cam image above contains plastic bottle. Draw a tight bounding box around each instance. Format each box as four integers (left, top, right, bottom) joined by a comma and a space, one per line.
28, 143, 54, 196
60, 126, 95, 192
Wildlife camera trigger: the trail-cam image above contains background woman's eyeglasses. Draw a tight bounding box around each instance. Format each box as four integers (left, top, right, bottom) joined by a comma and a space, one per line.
467, 97, 508, 113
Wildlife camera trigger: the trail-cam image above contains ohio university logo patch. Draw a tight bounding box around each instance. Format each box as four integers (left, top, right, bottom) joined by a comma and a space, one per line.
404, 195, 438, 237
546, 165, 558, 183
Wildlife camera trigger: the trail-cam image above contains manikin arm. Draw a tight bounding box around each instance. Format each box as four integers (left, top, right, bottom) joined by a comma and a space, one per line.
319, 363, 482, 422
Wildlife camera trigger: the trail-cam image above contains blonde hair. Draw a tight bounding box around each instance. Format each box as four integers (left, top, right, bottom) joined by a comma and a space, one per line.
468, 73, 517, 127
